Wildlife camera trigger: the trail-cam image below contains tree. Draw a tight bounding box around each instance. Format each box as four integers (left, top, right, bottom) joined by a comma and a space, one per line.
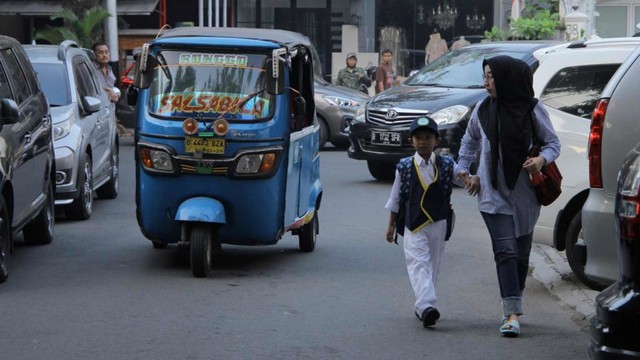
483, 0, 561, 41
62, 0, 99, 16
34, 6, 110, 47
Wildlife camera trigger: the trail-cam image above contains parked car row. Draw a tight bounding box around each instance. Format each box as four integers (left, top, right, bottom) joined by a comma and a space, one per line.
0, 35, 119, 283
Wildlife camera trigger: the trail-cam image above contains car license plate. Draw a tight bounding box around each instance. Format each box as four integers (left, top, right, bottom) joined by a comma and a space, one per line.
184, 137, 225, 154
371, 131, 402, 146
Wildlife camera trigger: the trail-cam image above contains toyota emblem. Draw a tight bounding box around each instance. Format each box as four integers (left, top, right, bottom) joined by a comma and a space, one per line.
386, 109, 398, 119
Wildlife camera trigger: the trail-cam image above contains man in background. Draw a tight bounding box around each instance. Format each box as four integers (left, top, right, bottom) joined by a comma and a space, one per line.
375, 49, 396, 94
336, 52, 371, 94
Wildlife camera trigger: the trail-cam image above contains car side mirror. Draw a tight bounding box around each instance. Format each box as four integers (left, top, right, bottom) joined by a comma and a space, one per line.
81, 96, 101, 114
127, 86, 138, 106
0, 98, 19, 128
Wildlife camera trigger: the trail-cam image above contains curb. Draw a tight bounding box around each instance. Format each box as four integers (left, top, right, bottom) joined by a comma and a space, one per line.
529, 243, 599, 328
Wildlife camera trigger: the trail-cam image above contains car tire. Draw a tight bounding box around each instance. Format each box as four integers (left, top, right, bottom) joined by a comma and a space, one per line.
565, 212, 608, 291
96, 141, 119, 199
331, 140, 350, 149
23, 179, 55, 246
190, 223, 212, 278
0, 194, 11, 283
299, 212, 317, 252
367, 160, 396, 181
66, 155, 93, 221
318, 118, 328, 150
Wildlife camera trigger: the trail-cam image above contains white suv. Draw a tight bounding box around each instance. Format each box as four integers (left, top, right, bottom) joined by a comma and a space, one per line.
582, 44, 640, 287
531, 37, 640, 290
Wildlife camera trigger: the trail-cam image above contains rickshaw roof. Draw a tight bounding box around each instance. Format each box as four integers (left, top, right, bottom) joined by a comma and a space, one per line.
157, 27, 313, 52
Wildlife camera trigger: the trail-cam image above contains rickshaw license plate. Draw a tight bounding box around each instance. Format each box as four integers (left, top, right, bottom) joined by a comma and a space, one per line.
185, 137, 225, 154
371, 131, 402, 146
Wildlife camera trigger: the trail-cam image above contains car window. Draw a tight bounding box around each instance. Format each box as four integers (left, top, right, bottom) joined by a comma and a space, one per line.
540, 64, 620, 118
31, 62, 71, 106
0, 63, 12, 99
75, 60, 100, 98
1, 48, 31, 104
405, 49, 530, 88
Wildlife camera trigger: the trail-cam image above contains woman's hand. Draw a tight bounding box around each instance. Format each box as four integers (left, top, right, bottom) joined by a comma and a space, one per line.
523, 156, 545, 174
459, 171, 480, 196
386, 225, 395, 243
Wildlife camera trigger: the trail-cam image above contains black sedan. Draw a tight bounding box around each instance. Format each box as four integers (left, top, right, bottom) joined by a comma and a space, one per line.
348, 41, 559, 180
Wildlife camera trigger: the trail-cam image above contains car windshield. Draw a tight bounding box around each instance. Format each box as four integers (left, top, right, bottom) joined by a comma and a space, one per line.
31, 63, 71, 106
148, 50, 273, 120
405, 49, 529, 88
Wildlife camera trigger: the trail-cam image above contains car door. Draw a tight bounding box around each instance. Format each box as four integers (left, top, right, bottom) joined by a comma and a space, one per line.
74, 57, 109, 179
0, 46, 47, 226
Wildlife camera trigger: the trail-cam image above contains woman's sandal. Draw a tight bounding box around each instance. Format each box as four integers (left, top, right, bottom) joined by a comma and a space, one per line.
500, 319, 520, 337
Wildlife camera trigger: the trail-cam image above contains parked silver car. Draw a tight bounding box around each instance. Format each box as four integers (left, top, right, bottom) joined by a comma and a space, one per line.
582, 44, 640, 285
315, 76, 369, 149
25, 41, 119, 220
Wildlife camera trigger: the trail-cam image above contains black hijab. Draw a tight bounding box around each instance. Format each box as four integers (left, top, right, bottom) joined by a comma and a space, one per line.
477, 55, 537, 190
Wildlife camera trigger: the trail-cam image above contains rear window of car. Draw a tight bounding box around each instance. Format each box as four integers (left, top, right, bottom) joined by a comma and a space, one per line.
404, 49, 531, 88
540, 64, 620, 119
31, 63, 71, 106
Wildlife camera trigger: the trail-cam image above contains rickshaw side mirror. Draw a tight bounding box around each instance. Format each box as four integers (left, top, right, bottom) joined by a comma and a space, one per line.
127, 86, 139, 106
134, 43, 155, 89
266, 59, 285, 95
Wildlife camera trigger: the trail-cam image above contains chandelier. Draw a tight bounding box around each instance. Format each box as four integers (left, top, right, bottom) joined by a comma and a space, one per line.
431, 2, 458, 30
466, 8, 486, 31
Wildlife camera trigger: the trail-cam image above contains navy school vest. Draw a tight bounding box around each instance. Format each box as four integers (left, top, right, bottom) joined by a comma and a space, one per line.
395, 155, 454, 238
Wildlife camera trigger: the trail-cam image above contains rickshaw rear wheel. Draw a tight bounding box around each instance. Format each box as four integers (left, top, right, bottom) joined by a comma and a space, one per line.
190, 223, 212, 278
299, 213, 317, 252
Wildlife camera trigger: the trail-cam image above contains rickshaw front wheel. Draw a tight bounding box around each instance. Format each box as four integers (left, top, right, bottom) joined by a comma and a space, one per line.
299, 214, 317, 252
190, 223, 213, 277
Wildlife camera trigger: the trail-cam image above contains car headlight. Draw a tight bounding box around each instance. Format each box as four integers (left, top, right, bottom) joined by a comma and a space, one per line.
53, 116, 72, 140
352, 103, 367, 124
323, 95, 360, 108
429, 105, 470, 126
139, 147, 175, 173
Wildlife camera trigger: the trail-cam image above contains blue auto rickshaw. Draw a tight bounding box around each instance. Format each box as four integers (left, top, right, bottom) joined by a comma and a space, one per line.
128, 28, 322, 277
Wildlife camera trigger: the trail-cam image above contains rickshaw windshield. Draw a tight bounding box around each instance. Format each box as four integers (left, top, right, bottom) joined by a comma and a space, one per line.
148, 50, 273, 120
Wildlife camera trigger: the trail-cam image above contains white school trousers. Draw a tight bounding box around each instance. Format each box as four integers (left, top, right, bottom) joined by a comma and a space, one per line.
403, 219, 447, 315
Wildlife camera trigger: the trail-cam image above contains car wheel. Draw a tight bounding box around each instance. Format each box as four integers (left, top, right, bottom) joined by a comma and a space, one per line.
23, 179, 55, 245
367, 160, 396, 181
190, 223, 213, 278
96, 141, 119, 199
298, 212, 317, 252
0, 195, 11, 283
565, 212, 608, 291
331, 139, 350, 149
66, 155, 93, 220
318, 118, 328, 150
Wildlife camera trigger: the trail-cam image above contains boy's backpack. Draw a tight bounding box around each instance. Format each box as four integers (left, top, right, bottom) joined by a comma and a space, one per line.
395, 155, 455, 242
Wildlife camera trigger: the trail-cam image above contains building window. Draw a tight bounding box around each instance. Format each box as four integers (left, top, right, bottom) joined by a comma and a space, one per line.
595, 5, 628, 37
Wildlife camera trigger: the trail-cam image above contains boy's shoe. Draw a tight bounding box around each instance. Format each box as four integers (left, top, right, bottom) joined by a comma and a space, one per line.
421, 307, 440, 327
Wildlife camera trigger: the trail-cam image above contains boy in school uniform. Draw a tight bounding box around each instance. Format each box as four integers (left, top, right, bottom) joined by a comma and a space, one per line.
385, 116, 463, 328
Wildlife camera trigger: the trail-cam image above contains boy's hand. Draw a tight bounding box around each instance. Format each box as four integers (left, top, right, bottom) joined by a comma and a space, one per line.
386, 225, 395, 243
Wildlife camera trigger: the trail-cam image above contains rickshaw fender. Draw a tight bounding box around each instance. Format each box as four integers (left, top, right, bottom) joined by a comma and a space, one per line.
175, 197, 226, 224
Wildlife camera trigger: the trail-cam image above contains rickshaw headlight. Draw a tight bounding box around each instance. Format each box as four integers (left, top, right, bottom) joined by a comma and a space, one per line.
235, 152, 277, 175
140, 147, 174, 172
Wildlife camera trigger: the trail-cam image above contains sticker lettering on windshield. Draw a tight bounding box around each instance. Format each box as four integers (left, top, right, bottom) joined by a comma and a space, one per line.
151, 92, 269, 118
178, 53, 249, 68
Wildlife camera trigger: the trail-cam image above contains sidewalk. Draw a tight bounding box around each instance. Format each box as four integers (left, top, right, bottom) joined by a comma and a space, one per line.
529, 243, 599, 328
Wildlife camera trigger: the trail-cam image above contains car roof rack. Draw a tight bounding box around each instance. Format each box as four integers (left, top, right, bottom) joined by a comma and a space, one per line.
58, 40, 79, 61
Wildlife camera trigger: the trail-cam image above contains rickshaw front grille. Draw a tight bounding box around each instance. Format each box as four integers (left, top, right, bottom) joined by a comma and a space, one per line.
179, 159, 230, 175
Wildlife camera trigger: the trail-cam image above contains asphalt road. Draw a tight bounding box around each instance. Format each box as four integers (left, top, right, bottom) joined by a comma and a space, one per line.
0, 138, 590, 359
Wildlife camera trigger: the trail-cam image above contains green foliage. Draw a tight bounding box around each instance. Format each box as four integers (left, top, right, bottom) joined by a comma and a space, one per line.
483, 26, 510, 42
34, 7, 111, 47
509, 0, 561, 40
